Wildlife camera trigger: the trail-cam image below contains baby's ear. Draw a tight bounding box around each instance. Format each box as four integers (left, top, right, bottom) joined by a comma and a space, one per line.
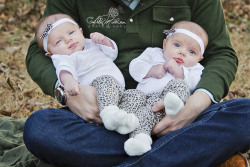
163, 39, 167, 50
200, 56, 203, 61
45, 52, 52, 57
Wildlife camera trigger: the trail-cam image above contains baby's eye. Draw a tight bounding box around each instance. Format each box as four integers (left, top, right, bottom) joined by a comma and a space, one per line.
189, 50, 195, 54
69, 31, 74, 35
56, 40, 62, 45
174, 43, 180, 47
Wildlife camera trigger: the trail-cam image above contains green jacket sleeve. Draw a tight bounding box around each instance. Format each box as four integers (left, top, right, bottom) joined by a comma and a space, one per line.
26, 39, 57, 96
26, 0, 238, 102
191, 0, 238, 102
25, 0, 79, 96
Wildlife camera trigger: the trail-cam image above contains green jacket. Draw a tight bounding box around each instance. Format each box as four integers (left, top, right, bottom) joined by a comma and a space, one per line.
26, 0, 237, 102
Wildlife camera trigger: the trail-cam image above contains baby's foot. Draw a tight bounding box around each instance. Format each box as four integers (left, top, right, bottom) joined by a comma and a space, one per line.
164, 92, 184, 116
124, 133, 152, 156
100, 106, 139, 134
100, 106, 122, 131
115, 111, 139, 134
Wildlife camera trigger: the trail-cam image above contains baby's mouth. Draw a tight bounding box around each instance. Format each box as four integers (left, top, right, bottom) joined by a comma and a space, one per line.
174, 58, 184, 64
69, 42, 78, 49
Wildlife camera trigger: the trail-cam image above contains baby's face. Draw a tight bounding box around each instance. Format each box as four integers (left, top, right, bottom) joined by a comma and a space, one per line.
163, 33, 203, 67
47, 22, 85, 55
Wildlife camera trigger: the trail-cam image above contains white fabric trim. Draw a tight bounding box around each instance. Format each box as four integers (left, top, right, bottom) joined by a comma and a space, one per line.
182, 64, 204, 93
42, 18, 78, 52
167, 28, 205, 56
195, 89, 218, 103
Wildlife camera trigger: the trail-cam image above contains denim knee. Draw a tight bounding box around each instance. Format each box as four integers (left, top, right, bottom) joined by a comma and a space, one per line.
23, 109, 44, 151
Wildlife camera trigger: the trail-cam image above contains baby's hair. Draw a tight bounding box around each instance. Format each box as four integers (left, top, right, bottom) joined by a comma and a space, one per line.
35, 13, 77, 52
172, 21, 209, 49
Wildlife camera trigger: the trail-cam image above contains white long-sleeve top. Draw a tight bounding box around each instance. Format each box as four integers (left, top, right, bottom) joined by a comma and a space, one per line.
51, 38, 125, 87
129, 47, 204, 95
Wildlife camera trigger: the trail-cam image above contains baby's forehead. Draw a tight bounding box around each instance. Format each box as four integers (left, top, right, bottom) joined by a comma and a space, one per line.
49, 22, 76, 34
170, 33, 197, 42
167, 34, 185, 42
168, 34, 200, 48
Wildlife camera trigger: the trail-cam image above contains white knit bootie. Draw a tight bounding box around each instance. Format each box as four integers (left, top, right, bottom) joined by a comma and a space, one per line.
164, 92, 184, 116
124, 133, 152, 156
100, 106, 139, 134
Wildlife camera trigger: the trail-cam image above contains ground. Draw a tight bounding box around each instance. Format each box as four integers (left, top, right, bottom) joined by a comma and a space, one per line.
0, 0, 249, 164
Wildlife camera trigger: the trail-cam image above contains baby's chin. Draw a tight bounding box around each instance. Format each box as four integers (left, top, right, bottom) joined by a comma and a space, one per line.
67, 48, 84, 55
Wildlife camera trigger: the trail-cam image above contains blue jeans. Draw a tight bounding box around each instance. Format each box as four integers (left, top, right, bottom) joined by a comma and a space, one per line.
23, 98, 250, 167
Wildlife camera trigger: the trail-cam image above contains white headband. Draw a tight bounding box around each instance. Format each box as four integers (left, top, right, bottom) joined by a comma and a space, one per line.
164, 28, 205, 56
40, 18, 78, 52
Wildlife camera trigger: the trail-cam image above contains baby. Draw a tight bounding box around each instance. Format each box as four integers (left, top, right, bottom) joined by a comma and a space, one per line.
35, 13, 142, 135
126, 20, 209, 156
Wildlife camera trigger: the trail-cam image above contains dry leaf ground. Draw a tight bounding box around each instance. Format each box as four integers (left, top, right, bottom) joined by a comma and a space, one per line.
0, 0, 249, 164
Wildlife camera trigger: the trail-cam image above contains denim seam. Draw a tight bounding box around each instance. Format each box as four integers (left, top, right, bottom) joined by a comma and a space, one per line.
119, 105, 221, 167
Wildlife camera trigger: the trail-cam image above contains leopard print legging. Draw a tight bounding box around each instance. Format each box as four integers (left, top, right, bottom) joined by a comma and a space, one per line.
91, 75, 189, 138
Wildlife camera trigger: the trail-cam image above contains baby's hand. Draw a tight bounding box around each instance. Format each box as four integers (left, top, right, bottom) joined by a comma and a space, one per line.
64, 80, 80, 96
144, 64, 166, 79
164, 58, 178, 73
164, 58, 184, 79
90, 32, 114, 49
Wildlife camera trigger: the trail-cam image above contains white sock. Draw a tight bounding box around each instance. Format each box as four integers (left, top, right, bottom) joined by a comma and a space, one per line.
100, 106, 139, 134
164, 92, 184, 116
100, 106, 121, 131
124, 133, 152, 156
115, 111, 139, 134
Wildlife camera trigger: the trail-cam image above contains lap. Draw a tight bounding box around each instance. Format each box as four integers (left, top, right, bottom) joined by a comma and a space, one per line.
118, 98, 250, 167
23, 107, 128, 167
23, 98, 250, 167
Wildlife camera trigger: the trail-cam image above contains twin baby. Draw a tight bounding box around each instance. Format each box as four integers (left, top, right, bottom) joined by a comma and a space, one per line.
35, 13, 208, 156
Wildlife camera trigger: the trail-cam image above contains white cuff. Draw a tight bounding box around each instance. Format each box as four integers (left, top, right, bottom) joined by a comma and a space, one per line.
195, 89, 218, 103
54, 80, 59, 89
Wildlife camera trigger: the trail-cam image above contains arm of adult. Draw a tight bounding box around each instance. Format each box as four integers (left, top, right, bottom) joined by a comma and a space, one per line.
152, 91, 211, 137
152, 0, 237, 136
66, 85, 102, 124
26, 0, 101, 122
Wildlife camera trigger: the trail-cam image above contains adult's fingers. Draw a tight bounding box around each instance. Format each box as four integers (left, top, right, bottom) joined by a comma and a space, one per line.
152, 99, 165, 112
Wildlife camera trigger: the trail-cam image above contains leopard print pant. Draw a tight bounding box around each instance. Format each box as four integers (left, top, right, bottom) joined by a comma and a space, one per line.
129, 79, 190, 137
91, 75, 146, 112
91, 75, 189, 138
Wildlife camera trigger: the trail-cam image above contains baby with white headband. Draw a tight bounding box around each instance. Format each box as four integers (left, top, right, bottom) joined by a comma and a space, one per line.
35, 13, 123, 96
125, 21, 208, 156
130, 20, 208, 95
35, 13, 147, 137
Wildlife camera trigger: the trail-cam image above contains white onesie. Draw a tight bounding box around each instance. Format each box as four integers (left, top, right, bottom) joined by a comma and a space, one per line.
51, 38, 125, 87
129, 47, 204, 95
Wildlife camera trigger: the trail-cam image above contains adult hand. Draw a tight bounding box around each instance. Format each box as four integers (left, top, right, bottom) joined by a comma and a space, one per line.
66, 85, 102, 124
151, 91, 212, 137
